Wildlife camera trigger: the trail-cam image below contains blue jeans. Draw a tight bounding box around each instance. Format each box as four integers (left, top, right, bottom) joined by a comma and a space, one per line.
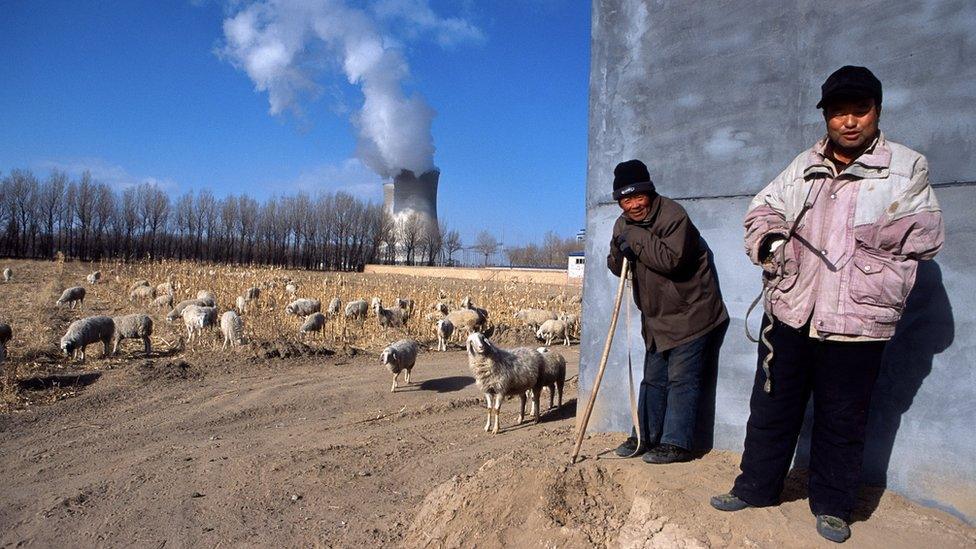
636, 327, 718, 450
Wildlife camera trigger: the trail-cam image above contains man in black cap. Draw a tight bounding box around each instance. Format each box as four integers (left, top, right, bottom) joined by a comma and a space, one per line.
607, 159, 728, 464
710, 66, 944, 543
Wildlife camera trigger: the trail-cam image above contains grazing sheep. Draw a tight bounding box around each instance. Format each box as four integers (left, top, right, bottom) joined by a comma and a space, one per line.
285, 282, 298, 296
2, 267, 11, 282
152, 294, 175, 310
243, 286, 261, 301
156, 282, 175, 297
460, 296, 489, 324
344, 299, 368, 320
446, 308, 487, 337
300, 312, 327, 336
514, 308, 558, 329
394, 298, 415, 318
220, 310, 244, 349
380, 339, 420, 392
86, 271, 102, 285
558, 313, 580, 338
327, 297, 341, 315
536, 347, 567, 410
56, 286, 86, 309
112, 314, 153, 356
374, 300, 407, 328
128, 279, 150, 292
60, 316, 115, 361
435, 318, 454, 351
196, 290, 216, 302
536, 319, 570, 346
285, 298, 321, 317
465, 332, 544, 434
235, 295, 247, 313
182, 305, 218, 343
129, 285, 157, 303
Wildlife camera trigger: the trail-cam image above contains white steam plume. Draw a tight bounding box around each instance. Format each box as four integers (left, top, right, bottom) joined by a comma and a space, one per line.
221, 0, 481, 178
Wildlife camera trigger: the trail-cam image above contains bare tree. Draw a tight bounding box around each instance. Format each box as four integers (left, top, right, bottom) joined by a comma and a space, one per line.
399, 213, 423, 266
472, 231, 500, 266
442, 227, 462, 266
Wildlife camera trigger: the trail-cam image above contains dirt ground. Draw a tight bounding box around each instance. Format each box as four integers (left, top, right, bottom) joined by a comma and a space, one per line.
1, 260, 974, 547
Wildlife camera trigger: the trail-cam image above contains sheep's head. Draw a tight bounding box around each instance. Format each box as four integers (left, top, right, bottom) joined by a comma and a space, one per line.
380, 348, 396, 365
466, 332, 491, 356
60, 337, 75, 357
536, 347, 549, 354
285, 304, 296, 315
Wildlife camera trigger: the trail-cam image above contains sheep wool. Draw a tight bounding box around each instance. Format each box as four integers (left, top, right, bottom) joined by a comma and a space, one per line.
61, 316, 115, 362
112, 314, 153, 355
465, 332, 544, 434
220, 311, 244, 349
380, 339, 419, 392
56, 286, 86, 309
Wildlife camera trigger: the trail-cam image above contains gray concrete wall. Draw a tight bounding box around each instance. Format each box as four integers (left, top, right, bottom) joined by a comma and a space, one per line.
581, 0, 976, 524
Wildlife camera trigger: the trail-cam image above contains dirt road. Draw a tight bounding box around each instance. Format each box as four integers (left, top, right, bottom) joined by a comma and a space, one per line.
1, 345, 973, 548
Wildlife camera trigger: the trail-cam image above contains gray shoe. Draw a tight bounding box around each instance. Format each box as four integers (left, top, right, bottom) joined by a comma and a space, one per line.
613, 437, 648, 457
709, 492, 751, 512
816, 515, 851, 543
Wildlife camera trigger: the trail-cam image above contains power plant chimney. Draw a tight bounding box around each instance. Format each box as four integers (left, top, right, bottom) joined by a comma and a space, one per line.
390, 169, 440, 262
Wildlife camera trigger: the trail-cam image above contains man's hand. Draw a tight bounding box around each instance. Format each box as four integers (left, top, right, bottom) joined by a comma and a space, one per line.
614, 232, 638, 263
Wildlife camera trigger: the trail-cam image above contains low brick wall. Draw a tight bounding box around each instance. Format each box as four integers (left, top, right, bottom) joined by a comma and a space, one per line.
363, 264, 582, 286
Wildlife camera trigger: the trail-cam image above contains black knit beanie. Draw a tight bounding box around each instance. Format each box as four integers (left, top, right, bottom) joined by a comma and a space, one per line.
612, 159, 656, 201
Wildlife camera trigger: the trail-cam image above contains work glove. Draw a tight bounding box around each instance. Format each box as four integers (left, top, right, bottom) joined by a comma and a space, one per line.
614, 232, 638, 263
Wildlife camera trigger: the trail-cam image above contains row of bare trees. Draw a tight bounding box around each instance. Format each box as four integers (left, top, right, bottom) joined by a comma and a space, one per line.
0, 168, 463, 270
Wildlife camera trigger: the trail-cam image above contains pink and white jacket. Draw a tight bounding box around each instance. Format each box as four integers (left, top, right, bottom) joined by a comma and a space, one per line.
744, 133, 944, 339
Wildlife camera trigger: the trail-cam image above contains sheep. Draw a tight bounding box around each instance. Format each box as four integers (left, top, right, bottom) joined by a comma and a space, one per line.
465, 332, 544, 434
435, 318, 454, 351
243, 286, 261, 301
0, 323, 11, 345
394, 298, 416, 318
152, 294, 174, 310
558, 313, 580, 338
446, 308, 487, 337
56, 286, 86, 309
300, 312, 326, 336
380, 339, 419, 392
129, 285, 157, 303
156, 282, 175, 297
128, 279, 150, 292
3, 267, 12, 282
536, 319, 570, 346
327, 297, 342, 315
536, 347, 567, 410
460, 296, 489, 324
344, 299, 368, 320
60, 316, 115, 361
514, 308, 558, 329
374, 300, 407, 328
182, 305, 218, 343
196, 290, 216, 303
285, 298, 321, 317
86, 271, 102, 285
112, 314, 153, 356
220, 310, 244, 349
167, 298, 212, 322
235, 295, 247, 314
285, 282, 298, 296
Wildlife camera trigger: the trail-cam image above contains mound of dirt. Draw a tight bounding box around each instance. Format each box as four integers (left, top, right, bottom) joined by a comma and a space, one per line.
252, 340, 336, 360
131, 359, 202, 383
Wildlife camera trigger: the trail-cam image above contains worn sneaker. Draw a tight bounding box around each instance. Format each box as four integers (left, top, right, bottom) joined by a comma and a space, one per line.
709, 492, 752, 512
816, 515, 851, 543
613, 437, 648, 457
642, 443, 692, 464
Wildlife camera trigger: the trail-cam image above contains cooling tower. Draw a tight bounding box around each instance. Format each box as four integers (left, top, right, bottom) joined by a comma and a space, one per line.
391, 169, 440, 253
382, 182, 395, 217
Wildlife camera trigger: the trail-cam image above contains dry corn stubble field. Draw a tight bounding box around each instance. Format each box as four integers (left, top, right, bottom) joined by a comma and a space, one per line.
1, 259, 973, 548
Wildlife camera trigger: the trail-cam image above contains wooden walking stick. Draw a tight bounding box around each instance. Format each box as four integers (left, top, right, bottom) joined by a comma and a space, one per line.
570, 256, 629, 464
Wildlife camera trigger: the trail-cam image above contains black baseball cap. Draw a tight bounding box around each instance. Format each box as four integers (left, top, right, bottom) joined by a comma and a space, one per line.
816, 65, 882, 109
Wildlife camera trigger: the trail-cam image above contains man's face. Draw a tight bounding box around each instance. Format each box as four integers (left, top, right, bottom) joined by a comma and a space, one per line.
823, 97, 880, 152
618, 193, 652, 222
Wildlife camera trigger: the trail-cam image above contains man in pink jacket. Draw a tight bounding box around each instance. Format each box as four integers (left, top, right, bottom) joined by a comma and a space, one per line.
710, 66, 944, 543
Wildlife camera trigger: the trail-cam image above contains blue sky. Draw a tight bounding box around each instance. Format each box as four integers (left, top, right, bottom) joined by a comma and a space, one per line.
0, 1, 590, 246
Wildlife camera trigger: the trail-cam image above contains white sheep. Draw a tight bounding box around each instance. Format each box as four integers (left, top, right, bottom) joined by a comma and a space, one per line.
156, 282, 175, 297
374, 300, 407, 328
465, 332, 544, 434
129, 285, 157, 303
300, 312, 326, 336
536, 347, 567, 410
182, 305, 218, 343
86, 271, 101, 285
56, 286, 86, 309
285, 298, 321, 317
167, 298, 212, 321
60, 316, 115, 361
536, 319, 570, 346
435, 318, 454, 351
196, 290, 216, 303
445, 308, 487, 337
344, 299, 368, 320
285, 282, 298, 296
380, 339, 419, 392
128, 279, 150, 292
460, 296, 489, 324
2, 267, 11, 282
112, 314, 153, 356
394, 298, 415, 318
514, 308, 558, 328
152, 294, 175, 310
220, 310, 243, 349
327, 297, 342, 315
235, 295, 248, 314
558, 313, 580, 338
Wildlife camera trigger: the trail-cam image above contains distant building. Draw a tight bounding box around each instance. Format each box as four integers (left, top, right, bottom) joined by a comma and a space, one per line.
567, 251, 585, 278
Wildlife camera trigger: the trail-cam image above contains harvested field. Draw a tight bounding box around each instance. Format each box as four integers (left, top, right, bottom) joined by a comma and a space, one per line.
1, 259, 973, 547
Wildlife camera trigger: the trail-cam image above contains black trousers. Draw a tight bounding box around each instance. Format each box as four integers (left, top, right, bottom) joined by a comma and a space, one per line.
731, 317, 885, 521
